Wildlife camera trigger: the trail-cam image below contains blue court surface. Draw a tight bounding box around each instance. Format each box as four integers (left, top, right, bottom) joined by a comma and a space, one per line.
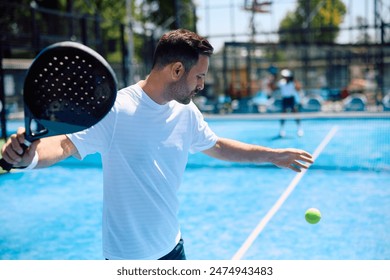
0, 115, 389, 260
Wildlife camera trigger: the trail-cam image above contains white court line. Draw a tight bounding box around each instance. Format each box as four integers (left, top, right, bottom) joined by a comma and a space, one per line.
231, 125, 339, 260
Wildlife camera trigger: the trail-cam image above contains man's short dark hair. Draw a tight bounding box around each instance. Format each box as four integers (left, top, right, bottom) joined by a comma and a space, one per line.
152, 29, 214, 72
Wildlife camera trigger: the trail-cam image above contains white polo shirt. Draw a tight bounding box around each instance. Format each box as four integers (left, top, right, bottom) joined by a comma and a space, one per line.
68, 84, 218, 259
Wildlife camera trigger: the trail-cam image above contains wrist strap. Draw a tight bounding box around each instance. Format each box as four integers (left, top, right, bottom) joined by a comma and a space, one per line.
23, 151, 39, 170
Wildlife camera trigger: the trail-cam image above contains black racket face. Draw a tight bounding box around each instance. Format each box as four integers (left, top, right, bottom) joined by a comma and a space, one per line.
23, 41, 117, 141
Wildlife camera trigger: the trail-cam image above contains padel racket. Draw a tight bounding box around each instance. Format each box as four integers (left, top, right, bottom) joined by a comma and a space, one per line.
0, 41, 117, 171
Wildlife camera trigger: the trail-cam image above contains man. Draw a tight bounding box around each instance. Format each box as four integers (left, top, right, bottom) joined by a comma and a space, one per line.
277, 69, 304, 138
1, 29, 313, 260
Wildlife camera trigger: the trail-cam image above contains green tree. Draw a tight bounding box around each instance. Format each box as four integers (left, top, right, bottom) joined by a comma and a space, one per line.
139, 0, 196, 31
68, 0, 128, 61
64, 0, 197, 62
1, 0, 197, 62
278, 0, 347, 44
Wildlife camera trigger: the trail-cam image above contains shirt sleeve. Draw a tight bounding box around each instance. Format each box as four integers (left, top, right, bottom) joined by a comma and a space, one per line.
67, 106, 117, 160
188, 102, 218, 154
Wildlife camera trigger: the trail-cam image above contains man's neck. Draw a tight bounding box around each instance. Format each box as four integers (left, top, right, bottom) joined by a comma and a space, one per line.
138, 74, 168, 105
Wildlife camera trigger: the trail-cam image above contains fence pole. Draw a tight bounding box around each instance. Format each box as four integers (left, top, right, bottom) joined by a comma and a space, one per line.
0, 43, 7, 140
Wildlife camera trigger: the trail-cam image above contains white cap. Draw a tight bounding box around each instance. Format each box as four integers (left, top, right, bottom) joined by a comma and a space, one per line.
281, 69, 292, 78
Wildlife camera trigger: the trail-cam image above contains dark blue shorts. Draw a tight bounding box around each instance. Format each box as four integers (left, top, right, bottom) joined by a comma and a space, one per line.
106, 238, 186, 260
282, 96, 296, 111
158, 238, 186, 260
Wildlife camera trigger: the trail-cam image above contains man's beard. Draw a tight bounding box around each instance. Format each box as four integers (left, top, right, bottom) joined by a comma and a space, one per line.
169, 79, 199, 105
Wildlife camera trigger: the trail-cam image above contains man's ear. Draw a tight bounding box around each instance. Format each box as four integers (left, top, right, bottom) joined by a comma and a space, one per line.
171, 62, 185, 80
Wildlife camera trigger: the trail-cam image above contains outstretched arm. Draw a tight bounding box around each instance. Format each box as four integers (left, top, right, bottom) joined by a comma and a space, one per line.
202, 137, 313, 172
1, 127, 79, 169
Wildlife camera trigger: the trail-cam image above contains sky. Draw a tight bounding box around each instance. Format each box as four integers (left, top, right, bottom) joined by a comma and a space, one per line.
195, 0, 379, 52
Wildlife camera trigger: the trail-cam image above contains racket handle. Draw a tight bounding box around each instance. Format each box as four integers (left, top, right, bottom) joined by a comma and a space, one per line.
0, 158, 13, 171
0, 143, 30, 172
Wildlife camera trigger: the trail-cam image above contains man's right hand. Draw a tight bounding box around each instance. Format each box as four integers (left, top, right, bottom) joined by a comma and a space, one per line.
1, 127, 37, 168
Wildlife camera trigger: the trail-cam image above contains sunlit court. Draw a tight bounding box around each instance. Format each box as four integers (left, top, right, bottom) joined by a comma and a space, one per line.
0, 0, 389, 266
1, 115, 389, 260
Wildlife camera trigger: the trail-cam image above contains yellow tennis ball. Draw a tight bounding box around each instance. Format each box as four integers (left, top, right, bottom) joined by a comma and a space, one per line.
305, 208, 321, 224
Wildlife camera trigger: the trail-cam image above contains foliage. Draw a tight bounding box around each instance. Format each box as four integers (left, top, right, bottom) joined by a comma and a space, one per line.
68, 0, 197, 62
1, 0, 197, 63
278, 0, 347, 44
139, 0, 196, 31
